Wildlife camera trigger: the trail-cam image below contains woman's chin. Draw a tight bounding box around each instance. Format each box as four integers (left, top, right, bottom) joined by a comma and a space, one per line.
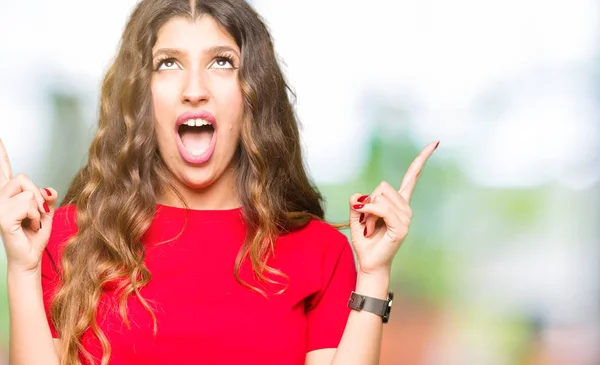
179, 172, 216, 190
162, 150, 236, 193
175, 165, 233, 191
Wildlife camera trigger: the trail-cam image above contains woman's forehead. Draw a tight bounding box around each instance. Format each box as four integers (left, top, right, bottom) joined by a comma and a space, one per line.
153, 16, 239, 53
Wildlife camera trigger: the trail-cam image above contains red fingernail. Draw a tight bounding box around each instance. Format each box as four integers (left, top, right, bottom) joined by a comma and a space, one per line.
353, 204, 364, 210
363, 227, 367, 237
358, 195, 370, 203
359, 213, 365, 224
43, 202, 50, 213
435, 141, 440, 149
43, 188, 52, 196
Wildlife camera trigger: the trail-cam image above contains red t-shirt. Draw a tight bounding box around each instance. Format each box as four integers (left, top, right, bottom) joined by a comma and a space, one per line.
41, 204, 357, 365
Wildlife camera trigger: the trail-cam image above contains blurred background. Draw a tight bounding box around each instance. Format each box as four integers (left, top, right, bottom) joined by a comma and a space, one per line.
0, 0, 598, 364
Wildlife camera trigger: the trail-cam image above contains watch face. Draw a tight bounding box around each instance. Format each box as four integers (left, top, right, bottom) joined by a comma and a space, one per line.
383, 292, 393, 323
383, 307, 391, 323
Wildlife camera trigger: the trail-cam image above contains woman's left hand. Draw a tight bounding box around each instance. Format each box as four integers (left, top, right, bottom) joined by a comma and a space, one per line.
349, 141, 439, 277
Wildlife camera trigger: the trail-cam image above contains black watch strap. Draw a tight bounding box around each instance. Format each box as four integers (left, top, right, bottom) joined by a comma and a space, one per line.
347, 291, 393, 323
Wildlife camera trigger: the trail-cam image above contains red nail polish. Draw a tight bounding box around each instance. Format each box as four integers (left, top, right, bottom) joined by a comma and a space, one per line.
43, 202, 50, 213
43, 188, 52, 196
435, 141, 440, 149
363, 227, 367, 237
359, 213, 364, 224
358, 195, 370, 203
353, 204, 364, 210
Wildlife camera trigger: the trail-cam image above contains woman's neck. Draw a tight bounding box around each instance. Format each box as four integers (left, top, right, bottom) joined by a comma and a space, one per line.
158, 170, 241, 211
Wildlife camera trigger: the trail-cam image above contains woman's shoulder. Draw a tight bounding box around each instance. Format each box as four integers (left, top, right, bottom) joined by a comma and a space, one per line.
282, 218, 351, 255
42, 205, 78, 278
46, 204, 79, 252
304, 218, 348, 237
52, 204, 78, 230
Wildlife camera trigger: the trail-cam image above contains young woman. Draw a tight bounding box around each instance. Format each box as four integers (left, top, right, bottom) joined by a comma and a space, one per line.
0, 0, 437, 364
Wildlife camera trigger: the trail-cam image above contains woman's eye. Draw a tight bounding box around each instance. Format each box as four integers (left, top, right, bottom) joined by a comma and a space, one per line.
212, 58, 234, 69
157, 58, 178, 70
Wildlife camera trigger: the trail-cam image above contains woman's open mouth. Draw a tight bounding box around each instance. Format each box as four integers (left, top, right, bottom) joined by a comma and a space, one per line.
175, 111, 217, 165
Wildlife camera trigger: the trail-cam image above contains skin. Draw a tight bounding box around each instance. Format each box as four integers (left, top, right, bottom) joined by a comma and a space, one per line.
152, 16, 245, 211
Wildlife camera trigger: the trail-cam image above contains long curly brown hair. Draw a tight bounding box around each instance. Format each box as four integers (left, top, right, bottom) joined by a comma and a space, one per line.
52, 0, 324, 364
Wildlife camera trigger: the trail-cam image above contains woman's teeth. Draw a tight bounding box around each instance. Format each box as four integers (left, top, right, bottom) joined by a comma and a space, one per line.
183, 118, 212, 127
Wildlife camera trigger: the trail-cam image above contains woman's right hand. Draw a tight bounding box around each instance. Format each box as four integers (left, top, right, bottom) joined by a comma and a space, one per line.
0, 139, 57, 274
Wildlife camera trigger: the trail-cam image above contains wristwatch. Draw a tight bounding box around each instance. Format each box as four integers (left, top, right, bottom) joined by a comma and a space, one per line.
347, 291, 393, 323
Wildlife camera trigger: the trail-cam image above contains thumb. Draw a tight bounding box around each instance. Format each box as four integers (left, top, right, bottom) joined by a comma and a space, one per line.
35, 187, 59, 251
348, 193, 368, 240
40, 187, 59, 219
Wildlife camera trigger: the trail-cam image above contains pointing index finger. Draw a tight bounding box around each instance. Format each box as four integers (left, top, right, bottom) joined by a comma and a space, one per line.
399, 141, 439, 202
0, 138, 12, 187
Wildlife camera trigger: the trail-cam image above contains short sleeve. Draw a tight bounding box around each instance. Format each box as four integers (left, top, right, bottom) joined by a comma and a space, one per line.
305, 234, 357, 351
41, 205, 78, 338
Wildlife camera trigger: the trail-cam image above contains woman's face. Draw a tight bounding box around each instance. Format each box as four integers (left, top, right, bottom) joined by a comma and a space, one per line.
151, 15, 244, 207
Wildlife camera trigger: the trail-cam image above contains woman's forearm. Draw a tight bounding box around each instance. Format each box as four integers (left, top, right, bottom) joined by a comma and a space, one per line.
331, 272, 390, 365
8, 267, 59, 365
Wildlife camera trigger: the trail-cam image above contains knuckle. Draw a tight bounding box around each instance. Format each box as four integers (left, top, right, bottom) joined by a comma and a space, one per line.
378, 181, 389, 190
23, 190, 34, 200
372, 194, 382, 204
15, 173, 28, 182
380, 181, 393, 190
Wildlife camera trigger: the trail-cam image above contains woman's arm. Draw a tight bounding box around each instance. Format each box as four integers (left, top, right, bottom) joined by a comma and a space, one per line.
306, 272, 389, 365
307, 141, 438, 365
0, 140, 61, 364
8, 267, 60, 365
